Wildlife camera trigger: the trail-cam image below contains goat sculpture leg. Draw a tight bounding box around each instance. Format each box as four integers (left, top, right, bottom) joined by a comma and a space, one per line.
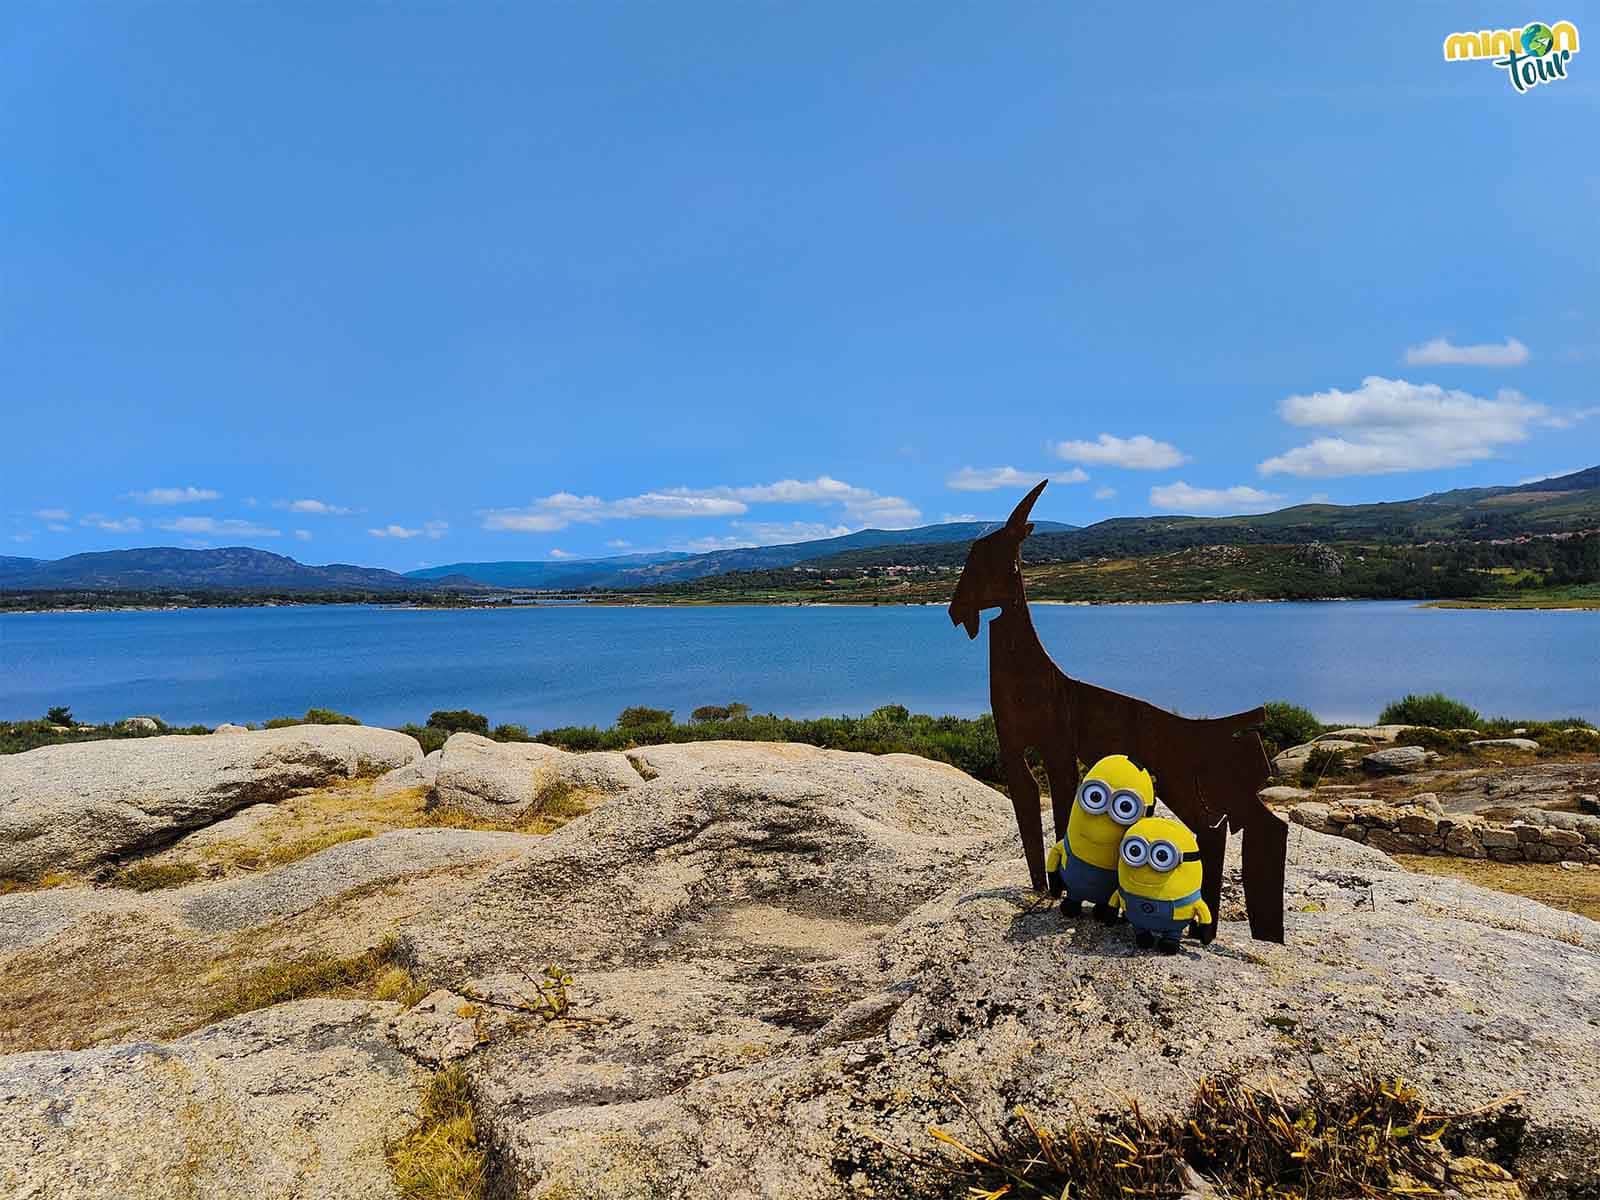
1039, 742, 1079, 895
1002, 748, 1049, 893
1191, 818, 1227, 945
1240, 808, 1289, 943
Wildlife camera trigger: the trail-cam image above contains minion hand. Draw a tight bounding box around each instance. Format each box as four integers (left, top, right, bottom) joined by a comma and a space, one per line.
1109, 889, 1125, 911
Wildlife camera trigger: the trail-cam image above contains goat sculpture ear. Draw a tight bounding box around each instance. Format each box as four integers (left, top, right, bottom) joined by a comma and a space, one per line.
1006, 479, 1048, 533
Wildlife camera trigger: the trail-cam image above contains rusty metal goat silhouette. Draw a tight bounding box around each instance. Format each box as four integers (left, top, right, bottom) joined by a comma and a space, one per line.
949, 479, 1288, 943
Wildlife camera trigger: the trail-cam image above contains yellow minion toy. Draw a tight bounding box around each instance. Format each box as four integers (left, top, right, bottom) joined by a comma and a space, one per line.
1110, 815, 1212, 954
1046, 754, 1155, 923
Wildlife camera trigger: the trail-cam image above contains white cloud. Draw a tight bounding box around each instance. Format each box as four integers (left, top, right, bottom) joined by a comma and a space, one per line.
1051, 434, 1189, 470
606, 539, 632, 549
731, 520, 854, 544
1404, 336, 1529, 367
1542, 406, 1600, 431
1258, 376, 1548, 477
946, 466, 1087, 491
483, 476, 920, 532
34, 508, 69, 521
1093, 487, 1118, 501
1149, 482, 1283, 514
293, 529, 313, 541
548, 548, 575, 558
940, 512, 984, 523
11, 532, 33, 543
79, 515, 143, 533
369, 521, 448, 540
47, 523, 69, 533
159, 517, 281, 537
243, 497, 259, 508
275, 498, 354, 515
126, 486, 221, 505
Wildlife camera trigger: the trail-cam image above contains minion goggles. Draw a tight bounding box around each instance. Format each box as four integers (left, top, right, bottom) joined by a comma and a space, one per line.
1119, 836, 1202, 873
1075, 778, 1155, 827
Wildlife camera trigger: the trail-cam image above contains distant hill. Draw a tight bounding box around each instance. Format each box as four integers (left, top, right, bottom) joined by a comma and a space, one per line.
0, 547, 450, 593
802, 466, 1600, 572
407, 520, 1079, 590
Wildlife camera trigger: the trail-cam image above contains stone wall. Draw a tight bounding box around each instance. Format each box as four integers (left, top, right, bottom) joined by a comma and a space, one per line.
1290, 794, 1600, 864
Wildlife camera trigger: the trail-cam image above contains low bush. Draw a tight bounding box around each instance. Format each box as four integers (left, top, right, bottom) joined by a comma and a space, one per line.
265, 707, 361, 728
398, 723, 450, 754
1396, 727, 1475, 753
1298, 747, 1352, 788
1260, 700, 1323, 755
1378, 692, 1482, 730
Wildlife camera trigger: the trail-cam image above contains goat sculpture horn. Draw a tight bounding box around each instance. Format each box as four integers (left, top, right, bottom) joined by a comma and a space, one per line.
1006, 478, 1049, 529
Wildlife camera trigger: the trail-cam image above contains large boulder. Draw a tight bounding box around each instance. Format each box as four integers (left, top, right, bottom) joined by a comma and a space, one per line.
372, 748, 442, 797
0, 726, 421, 877
1270, 738, 1364, 777
430, 733, 640, 818
0, 1000, 420, 1199
1361, 745, 1436, 774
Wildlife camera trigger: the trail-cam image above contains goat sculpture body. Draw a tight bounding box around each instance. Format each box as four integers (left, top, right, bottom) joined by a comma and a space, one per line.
949, 480, 1288, 943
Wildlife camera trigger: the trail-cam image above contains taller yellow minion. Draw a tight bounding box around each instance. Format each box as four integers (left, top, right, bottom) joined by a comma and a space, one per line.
1046, 754, 1155, 923
1110, 815, 1212, 954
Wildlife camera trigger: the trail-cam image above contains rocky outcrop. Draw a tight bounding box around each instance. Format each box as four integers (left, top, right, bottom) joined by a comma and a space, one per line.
1290, 795, 1600, 864
431, 733, 639, 817
1471, 737, 1541, 751
4, 737, 1600, 1197
0, 725, 422, 877
372, 748, 442, 797
0, 1000, 420, 1199
1270, 738, 1364, 776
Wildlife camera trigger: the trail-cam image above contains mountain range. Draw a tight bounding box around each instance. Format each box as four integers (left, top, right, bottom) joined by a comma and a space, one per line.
404, 520, 1079, 590
3, 466, 1596, 594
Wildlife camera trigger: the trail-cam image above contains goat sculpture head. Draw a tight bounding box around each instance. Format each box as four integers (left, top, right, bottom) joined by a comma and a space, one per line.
947, 478, 1047, 639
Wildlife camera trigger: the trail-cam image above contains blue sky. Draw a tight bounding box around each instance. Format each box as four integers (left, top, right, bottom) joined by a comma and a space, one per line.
4, 4, 1597, 569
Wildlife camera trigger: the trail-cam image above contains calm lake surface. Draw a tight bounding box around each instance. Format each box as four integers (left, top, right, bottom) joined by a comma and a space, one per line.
1, 602, 1596, 729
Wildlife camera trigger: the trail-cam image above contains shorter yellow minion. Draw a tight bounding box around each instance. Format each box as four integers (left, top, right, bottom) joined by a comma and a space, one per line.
1110, 815, 1212, 954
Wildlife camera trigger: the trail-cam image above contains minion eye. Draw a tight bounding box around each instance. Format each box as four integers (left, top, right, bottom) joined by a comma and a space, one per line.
1077, 780, 1110, 814
1109, 790, 1144, 826
1149, 841, 1179, 871
1120, 836, 1149, 867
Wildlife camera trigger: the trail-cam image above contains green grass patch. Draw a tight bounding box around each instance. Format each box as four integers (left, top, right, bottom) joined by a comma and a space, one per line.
1378, 692, 1482, 730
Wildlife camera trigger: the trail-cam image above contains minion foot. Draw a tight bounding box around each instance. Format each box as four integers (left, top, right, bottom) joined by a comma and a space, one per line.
1134, 929, 1155, 949
1156, 937, 1181, 956
1059, 898, 1082, 919
1092, 902, 1118, 925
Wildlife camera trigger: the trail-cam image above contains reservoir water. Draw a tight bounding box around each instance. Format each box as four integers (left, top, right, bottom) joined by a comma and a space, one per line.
1, 601, 1595, 729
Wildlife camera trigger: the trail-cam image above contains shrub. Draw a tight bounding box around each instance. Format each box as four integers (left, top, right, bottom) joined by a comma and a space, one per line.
1260, 701, 1322, 756
398, 723, 449, 754
45, 706, 73, 726
426, 709, 489, 735
1378, 692, 1481, 730
617, 706, 673, 731
1297, 747, 1351, 788
490, 723, 530, 742
1397, 727, 1474, 753
691, 705, 730, 722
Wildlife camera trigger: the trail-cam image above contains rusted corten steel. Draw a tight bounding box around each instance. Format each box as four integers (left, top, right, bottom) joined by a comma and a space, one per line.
949, 480, 1289, 943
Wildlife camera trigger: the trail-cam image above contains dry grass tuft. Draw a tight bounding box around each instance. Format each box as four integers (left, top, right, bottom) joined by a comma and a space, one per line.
409, 780, 593, 836
111, 861, 204, 892
899, 1076, 1521, 1200
389, 1066, 487, 1200
0, 871, 74, 896
205, 933, 422, 1022
1396, 854, 1600, 923
265, 827, 374, 866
